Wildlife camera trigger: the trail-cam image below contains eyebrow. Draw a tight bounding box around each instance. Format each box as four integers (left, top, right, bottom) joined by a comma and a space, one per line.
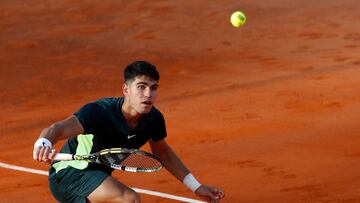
136, 82, 159, 87
136, 82, 148, 85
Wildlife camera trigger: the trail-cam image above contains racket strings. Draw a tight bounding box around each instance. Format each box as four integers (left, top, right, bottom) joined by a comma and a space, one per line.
98, 153, 129, 166
121, 153, 162, 169
99, 152, 161, 170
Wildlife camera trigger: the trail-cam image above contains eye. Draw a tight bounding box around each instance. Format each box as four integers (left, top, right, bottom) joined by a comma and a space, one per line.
137, 85, 146, 90
151, 85, 158, 91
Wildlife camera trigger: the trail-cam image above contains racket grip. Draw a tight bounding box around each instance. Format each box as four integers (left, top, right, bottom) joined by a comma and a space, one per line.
54, 153, 74, 161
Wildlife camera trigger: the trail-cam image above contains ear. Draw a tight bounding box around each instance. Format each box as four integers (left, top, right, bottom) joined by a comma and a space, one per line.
122, 83, 129, 96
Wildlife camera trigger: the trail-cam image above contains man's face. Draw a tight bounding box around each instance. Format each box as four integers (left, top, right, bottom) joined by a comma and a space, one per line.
123, 75, 159, 114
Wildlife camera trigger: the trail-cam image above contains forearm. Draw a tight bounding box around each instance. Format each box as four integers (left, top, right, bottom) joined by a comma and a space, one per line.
37, 115, 84, 145
33, 116, 84, 163
155, 144, 190, 182
38, 124, 63, 145
149, 140, 224, 200
150, 140, 202, 192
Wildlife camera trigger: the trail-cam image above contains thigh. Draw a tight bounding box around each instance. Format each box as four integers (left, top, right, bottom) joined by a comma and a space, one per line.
88, 176, 140, 203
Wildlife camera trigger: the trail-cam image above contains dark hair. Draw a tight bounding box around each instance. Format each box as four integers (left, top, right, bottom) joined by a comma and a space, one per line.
124, 61, 160, 83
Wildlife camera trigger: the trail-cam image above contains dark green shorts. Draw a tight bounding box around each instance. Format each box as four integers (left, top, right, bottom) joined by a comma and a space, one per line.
48, 166, 109, 203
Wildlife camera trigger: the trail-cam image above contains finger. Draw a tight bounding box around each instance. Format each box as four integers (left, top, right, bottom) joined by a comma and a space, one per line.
210, 187, 225, 199
206, 189, 220, 201
214, 191, 225, 199
33, 147, 40, 161
38, 147, 46, 162
218, 190, 225, 198
195, 188, 212, 202
42, 147, 51, 162
209, 187, 221, 193
48, 149, 57, 160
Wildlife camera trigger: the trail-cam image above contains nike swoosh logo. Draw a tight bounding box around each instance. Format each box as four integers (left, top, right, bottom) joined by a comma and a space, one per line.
127, 134, 136, 139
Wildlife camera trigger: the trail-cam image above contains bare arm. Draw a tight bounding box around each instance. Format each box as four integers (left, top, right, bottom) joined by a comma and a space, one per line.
149, 139, 190, 181
33, 115, 84, 164
149, 140, 225, 202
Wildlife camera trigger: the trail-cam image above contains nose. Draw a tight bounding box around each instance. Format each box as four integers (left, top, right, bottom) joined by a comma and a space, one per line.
144, 87, 152, 98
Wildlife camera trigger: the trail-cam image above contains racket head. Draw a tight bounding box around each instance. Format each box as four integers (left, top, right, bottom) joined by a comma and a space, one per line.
94, 148, 163, 172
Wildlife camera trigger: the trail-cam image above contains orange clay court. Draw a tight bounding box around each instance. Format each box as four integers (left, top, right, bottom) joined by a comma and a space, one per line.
1, 1, 360, 202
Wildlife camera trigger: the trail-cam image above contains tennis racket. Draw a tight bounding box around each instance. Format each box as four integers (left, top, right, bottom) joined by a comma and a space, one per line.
54, 148, 163, 172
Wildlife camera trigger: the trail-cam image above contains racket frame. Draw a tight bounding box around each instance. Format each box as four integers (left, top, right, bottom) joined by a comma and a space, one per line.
55, 148, 163, 173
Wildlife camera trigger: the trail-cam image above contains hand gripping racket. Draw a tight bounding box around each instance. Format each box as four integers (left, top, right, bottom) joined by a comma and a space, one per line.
54, 148, 162, 172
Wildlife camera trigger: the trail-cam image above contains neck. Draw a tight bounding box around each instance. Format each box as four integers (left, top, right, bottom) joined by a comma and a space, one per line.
121, 99, 141, 128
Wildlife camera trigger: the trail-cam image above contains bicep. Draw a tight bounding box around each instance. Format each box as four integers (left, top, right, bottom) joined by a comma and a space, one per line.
54, 115, 84, 141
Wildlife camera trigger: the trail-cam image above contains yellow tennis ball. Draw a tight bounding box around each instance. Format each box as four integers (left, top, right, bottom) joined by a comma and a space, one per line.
230, 11, 246, 28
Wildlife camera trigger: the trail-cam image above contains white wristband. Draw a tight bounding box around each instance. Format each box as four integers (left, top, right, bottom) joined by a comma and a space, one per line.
183, 173, 201, 192
34, 138, 52, 149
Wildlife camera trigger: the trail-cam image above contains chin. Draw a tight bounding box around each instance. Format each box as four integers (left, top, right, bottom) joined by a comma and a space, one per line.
139, 108, 152, 114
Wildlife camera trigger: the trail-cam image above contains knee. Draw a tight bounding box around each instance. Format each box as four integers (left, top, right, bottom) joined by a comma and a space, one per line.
118, 190, 141, 203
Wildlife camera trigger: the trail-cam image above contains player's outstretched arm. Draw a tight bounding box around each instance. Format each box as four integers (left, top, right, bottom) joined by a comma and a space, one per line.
33, 115, 84, 164
149, 139, 225, 202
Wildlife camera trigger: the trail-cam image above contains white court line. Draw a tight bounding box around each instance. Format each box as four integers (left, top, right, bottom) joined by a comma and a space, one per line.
0, 162, 206, 203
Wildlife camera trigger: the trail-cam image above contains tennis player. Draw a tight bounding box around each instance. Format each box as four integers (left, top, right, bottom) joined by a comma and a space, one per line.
33, 61, 225, 203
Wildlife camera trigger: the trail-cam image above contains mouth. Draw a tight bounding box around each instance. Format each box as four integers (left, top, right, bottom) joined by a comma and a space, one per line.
141, 101, 152, 106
